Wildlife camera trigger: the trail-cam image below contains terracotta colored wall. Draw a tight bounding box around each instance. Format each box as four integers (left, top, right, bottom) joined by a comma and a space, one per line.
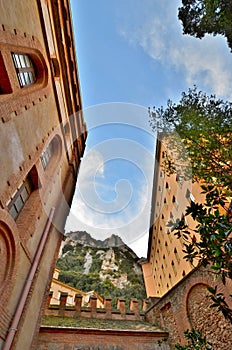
145, 265, 232, 349
36, 328, 171, 350
0, 0, 86, 348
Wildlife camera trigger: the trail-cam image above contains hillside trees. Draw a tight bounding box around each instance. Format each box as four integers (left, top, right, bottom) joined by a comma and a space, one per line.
56, 243, 146, 307
178, 0, 232, 51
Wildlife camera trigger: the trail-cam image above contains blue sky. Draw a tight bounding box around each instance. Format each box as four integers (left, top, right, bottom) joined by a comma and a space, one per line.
65, 0, 232, 257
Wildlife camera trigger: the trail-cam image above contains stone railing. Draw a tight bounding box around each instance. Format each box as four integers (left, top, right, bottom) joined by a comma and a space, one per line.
45, 292, 150, 321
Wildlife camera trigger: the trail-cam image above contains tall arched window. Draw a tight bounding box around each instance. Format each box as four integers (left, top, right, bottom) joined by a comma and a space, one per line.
12, 53, 36, 87
41, 141, 55, 170
40, 135, 62, 172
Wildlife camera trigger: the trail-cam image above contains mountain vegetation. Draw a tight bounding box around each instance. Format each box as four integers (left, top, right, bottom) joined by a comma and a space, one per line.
56, 232, 147, 308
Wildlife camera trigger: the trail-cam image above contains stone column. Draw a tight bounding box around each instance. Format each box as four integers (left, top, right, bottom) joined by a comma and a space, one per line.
117, 298, 126, 316
104, 297, 112, 319
74, 294, 83, 317
129, 299, 139, 318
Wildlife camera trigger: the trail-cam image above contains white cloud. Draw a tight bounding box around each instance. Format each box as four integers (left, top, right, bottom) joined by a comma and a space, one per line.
78, 148, 105, 184
118, 0, 232, 100
65, 176, 151, 257
65, 125, 155, 258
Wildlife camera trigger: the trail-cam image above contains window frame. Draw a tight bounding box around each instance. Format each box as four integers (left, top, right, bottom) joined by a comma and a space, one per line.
12, 52, 36, 88
41, 141, 55, 170
7, 176, 34, 220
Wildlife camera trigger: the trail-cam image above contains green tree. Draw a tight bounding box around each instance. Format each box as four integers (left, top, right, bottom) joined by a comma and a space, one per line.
150, 87, 232, 322
175, 329, 213, 350
178, 0, 232, 52
149, 86, 232, 192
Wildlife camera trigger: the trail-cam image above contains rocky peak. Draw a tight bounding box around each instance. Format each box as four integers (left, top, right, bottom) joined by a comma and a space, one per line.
57, 231, 147, 302
102, 234, 124, 248
65, 231, 125, 249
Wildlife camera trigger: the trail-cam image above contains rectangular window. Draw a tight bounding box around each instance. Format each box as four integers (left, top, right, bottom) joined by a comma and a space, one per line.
41, 141, 54, 170
174, 248, 180, 263
8, 175, 34, 220
166, 182, 171, 194
171, 261, 177, 276
186, 189, 195, 203
176, 173, 183, 187
165, 242, 170, 254
12, 53, 36, 87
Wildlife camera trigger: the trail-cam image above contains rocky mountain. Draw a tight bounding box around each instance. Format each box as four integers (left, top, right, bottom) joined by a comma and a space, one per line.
57, 231, 146, 306
65, 231, 127, 249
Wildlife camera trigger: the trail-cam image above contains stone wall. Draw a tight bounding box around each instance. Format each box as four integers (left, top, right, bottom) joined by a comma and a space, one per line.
34, 292, 170, 350
36, 327, 170, 350
45, 292, 148, 321
145, 265, 232, 349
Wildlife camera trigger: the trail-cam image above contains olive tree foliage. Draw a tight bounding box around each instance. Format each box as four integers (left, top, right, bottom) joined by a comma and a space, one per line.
178, 0, 232, 52
149, 87, 232, 322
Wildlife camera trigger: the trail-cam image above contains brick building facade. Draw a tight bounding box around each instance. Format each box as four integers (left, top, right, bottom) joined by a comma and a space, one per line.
1, 2, 231, 349
142, 136, 232, 348
0, 0, 86, 348
141, 137, 205, 297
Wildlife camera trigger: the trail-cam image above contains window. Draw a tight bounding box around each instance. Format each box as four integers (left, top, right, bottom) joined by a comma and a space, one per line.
165, 241, 170, 254
186, 189, 195, 203
172, 196, 179, 209
41, 140, 55, 169
176, 173, 183, 185
163, 254, 167, 268
12, 53, 36, 87
7, 175, 34, 220
174, 248, 180, 263
166, 182, 170, 193
171, 260, 177, 275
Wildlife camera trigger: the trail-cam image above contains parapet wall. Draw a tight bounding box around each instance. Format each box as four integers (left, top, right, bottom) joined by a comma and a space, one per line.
45, 292, 150, 321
